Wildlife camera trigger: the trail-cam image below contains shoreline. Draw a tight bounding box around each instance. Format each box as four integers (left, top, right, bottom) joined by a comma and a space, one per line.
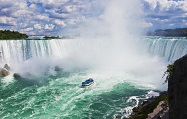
115, 92, 168, 119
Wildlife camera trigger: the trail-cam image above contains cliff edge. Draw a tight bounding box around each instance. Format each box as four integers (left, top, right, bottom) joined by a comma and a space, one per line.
168, 55, 187, 119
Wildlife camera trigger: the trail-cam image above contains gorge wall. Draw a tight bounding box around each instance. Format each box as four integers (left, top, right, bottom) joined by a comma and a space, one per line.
168, 55, 187, 119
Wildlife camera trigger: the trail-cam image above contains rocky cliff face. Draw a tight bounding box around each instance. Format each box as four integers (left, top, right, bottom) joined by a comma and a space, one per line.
168, 55, 187, 119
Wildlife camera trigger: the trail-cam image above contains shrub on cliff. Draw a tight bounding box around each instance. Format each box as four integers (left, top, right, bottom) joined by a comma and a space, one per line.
163, 63, 173, 83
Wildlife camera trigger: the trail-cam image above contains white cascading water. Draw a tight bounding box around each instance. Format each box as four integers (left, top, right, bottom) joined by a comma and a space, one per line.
1, 38, 187, 64
142, 37, 187, 63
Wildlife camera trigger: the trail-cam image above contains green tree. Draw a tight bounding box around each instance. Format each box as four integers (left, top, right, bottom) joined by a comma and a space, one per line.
0, 30, 28, 40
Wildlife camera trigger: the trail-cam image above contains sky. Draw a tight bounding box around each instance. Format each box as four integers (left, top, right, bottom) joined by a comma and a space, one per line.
0, 0, 187, 35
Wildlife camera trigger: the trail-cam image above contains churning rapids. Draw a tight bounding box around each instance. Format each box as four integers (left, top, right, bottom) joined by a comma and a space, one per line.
0, 37, 187, 119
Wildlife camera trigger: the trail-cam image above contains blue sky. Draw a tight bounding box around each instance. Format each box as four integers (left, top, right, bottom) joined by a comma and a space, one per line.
0, 0, 187, 35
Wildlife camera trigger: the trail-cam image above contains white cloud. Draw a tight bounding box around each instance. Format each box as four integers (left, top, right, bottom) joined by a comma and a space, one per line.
0, 16, 16, 25
22, 27, 33, 32
0, 0, 100, 34
0, 0, 186, 34
18, 22, 28, 28
1, 0, 29, 17
54, 19, 66, 28
28, 0, 43, 2
181, 0, 187, 11
35, 14, 49, 21
153, 18, 169, 23
142, 22, 153, 28
44, 24, 55, 30
142, 0, 187, 30
47, 10, 68, 19
143, 0, 187, 12
41, 0, 69, 9
67, 16, 86, 25
34, 24, 42, 29
29, 4, 38, 9
169, 24, 175, 26
64, 6, 74, 13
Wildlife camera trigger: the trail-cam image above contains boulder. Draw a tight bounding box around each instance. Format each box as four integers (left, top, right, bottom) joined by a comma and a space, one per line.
114, 115, 122, 119
0, 68, 10, 77
141, 100, 149, 106
54, 66, 63, 72
4, 64, 10, 70
147, 101, 168, 119
132, 106, 141, 113
13, 72, 42, 86
13, 73, 22, 79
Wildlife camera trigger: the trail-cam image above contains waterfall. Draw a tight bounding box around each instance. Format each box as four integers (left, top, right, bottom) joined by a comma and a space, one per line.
142, 37, 187, 63
0, 37, 187, 64
0, 39, 74, 63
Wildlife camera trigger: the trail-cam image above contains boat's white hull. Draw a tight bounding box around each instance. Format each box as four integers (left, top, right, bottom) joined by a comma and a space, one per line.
81, 82, 94, 88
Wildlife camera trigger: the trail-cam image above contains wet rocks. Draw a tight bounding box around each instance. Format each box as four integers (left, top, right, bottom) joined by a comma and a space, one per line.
13, 73, 22, 79
114, 115, 122, 119
0, 64, 10, 77
132, 106, 141, 113
54, 66, 63, 72
0, 68, 10, 77
4, 64, 10, 70
13, 72, 42, 86
13, 72, 33, 80
127, 92, 168, 119
147, 101, 169, 119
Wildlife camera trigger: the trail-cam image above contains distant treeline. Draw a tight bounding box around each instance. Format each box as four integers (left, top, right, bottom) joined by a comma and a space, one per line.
0, 30, 28, 40
43, 36, 60, 39
147, 28, 187, 37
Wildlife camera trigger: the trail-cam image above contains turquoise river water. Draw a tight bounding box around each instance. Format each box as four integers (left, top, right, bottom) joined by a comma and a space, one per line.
0, 37, 187, 119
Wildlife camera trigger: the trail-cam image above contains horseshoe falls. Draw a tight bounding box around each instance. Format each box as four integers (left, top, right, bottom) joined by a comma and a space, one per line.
0, 37, 186, 64
143, 37, 187, 63
0, 0, 187, 118
0, 37, 187, 119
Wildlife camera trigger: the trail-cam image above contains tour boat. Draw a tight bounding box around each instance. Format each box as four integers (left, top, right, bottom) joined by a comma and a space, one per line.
82, 78, 94, 87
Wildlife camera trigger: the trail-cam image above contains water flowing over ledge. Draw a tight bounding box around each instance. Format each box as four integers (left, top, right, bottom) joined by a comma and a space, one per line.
142, 37, 187, 63
0, 37, 186, 118
0, 37, 187, 63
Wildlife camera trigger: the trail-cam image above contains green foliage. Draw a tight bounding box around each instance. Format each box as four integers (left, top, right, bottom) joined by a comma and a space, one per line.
163, 64, 174, 83
147, 28, 187, 37
0, 30, 28, 40
43, 36, 60, 39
